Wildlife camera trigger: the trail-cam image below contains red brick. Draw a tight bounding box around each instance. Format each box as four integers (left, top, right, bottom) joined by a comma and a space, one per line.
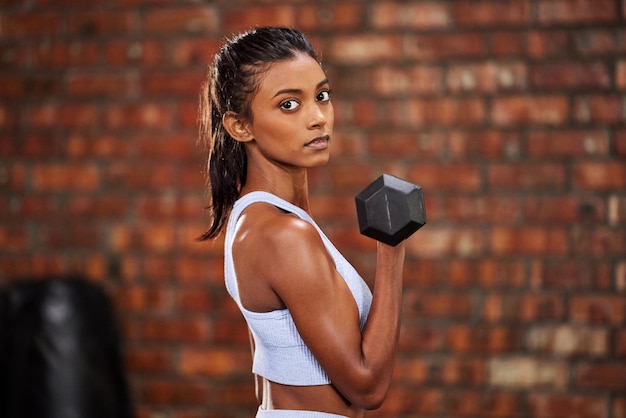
66, 133, 134, 158
14, 196, 61, 218
447, 61, 527, 93
222, 6, 295, 34
137, 223, 176, 253
525, 195, 605, 223
297, 4, 364, 30
32, 163, 99, 191
368, 130, 444, 158
491, 31, 526, 57
489, 357, 568, 388
105, 163, 177, 190
531, 62, 612, 89
609, 194, 626, 226
404, 290, 473, 320
403, 259, 526, 289
448, 129, 523, 159
570, 295, 626, 325
399, 323, 445, 352
531, 261, 612, 291
574, 29, 622, 56
617, 329, 626, 358
615, 398, 626, 418
212, 381, 258, 409
371, 2, 450, 29
370, 388, 442, 416
28, 40, 99, 68
528, 129, 610, 157
142, 7, 218, 34
141, 71, 204, 97
445, 390, 524, 417
179, 348, 251, 377
483, 293, 565, 323
618, 59, 626, 89
112, 285, 172, 313
528, 30, 569, 59
573, 162, 626, 190
574, 95, 624, 124
617, 262, 626, 292
66, 72, 136, 98
453, 0, 530, 27
492, 95, 569, 126
1, 12, 61, 38
67, 196, 128, 218
447, 325, 523, 353
392, 357, 428, 384
174, 288, 212, 313
36, 224, 100, 249
28, 104, 100, 129
576, 362, 626, 390
572, 226, 626, 257
142, 318, 210, 343
20, 133, 64, 157
618, 130, 626, 156
408, 162, 481, 191
137, 194, 201, 220
104, 40, 166, 67
125, 347, 173, 373
488, 163, 566, 189
67, 10, 135, 37
138, 379, 211, 405
175, 256, 223, 285
370, 65, 443, 96
405, 33, 487, 61
105, 103, 173, 130
527, 325, 609, 357
141, 255, 175, 283
431, 195, 521, 224
330, 35, 403, 64
0, 225, 29, 252
439, 357, 486, 386
529, 394, 609, 418
170, 38, 221, 67
418, 98, 486, 126
538, 0, 618, 25
491, 227, 569, 255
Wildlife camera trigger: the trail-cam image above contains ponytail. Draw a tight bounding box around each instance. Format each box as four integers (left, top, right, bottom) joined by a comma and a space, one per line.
197, 27, 319, 240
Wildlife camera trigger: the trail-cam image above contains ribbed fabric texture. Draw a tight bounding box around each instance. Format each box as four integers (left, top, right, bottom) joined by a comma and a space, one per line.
224, 192, 373, 386
256, 406, 348, 417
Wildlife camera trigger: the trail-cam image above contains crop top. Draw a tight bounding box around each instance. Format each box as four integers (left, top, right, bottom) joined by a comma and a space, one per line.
224, 191, 373, 386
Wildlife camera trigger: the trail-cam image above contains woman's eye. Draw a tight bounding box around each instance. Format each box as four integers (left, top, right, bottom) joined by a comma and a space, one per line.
317, 90, 331, 102
280, 100, 300, 111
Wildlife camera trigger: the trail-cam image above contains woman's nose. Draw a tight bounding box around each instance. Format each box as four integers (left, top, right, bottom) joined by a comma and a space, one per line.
307, 104, 327, 129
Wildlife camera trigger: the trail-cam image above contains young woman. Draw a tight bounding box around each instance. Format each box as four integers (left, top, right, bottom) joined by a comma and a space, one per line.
198, 27, 406, 418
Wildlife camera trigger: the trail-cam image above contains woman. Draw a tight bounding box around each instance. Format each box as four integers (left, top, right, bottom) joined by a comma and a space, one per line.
198, 27, 406, 418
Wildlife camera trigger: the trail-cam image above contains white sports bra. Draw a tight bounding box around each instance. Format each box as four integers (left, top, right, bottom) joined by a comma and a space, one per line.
224, 191, 373, 385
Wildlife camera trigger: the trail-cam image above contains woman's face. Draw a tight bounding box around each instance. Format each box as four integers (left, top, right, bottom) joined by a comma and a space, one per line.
244, 52, 334, 169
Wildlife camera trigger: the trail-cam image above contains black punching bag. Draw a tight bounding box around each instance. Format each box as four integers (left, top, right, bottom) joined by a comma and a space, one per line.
0, 278, 133, 418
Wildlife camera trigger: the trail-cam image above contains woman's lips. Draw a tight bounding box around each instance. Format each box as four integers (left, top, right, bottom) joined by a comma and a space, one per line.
305, 135, 330, 149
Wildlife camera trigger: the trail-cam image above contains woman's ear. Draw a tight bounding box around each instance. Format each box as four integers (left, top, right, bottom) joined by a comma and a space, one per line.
223, 111, 253, 143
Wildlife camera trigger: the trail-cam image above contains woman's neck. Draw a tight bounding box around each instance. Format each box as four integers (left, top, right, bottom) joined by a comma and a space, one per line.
241, 165, 310, 212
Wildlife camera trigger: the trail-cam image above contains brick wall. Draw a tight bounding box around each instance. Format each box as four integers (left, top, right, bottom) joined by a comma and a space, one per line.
1, 1, 625, 417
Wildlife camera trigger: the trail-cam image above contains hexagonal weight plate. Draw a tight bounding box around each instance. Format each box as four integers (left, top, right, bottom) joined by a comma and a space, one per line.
355, 174, 426, 246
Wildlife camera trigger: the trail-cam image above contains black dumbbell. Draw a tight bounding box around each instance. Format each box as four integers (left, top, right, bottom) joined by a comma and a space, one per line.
355, 174, 426, 246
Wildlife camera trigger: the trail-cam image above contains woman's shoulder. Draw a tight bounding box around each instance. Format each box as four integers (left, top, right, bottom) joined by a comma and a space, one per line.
237, 201, 320, 247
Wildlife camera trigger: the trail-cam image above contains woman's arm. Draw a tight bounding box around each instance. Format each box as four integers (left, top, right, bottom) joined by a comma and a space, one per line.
240, 209, 406, 409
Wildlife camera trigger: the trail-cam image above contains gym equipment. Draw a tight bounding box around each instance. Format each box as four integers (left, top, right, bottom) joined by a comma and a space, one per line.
0, 278, 133, 418
355, 174, 426, 246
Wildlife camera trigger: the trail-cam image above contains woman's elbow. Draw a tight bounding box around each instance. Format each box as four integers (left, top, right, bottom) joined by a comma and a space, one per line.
345, 377, 390, 410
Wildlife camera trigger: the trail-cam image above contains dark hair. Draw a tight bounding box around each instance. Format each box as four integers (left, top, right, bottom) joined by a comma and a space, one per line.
198, 27, 320, 240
